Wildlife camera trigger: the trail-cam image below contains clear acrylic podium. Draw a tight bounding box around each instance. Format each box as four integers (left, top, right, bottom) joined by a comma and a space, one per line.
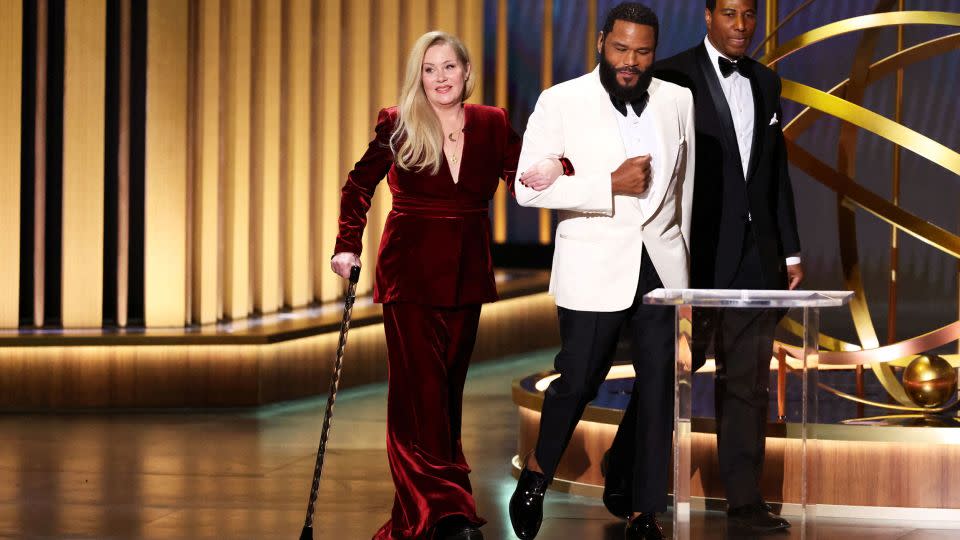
643, 288, 853, 539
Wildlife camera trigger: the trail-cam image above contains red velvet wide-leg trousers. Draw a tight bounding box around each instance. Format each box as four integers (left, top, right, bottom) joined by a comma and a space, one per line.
373, 302, 485, 540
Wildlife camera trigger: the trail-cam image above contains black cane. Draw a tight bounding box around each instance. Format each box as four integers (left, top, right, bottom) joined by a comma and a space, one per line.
299, 265, 361, 540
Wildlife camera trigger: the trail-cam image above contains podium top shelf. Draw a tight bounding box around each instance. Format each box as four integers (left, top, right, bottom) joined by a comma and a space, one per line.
643, 288, 853, 308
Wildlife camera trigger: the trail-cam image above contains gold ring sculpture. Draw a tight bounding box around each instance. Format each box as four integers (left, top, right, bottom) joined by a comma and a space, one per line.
755, 5, 960, 413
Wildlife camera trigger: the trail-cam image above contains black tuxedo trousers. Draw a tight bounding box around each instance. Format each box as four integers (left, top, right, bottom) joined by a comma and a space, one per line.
534, 248, 674, 513
700, 226, 781, 508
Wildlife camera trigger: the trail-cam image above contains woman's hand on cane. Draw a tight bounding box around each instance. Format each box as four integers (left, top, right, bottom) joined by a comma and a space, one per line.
331, 252, 361, 279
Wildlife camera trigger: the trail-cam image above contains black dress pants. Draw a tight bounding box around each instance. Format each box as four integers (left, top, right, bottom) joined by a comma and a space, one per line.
533, 248, 675, 513
704, 229, 782, 508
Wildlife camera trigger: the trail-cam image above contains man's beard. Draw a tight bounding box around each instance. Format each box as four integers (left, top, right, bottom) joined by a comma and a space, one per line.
599, 54, 653, 102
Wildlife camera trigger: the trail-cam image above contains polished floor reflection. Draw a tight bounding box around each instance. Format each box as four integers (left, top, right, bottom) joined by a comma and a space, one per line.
1, 350, 957, 539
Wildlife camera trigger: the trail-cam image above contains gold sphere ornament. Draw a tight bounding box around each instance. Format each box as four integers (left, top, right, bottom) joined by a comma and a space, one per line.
901, 355, 958, 408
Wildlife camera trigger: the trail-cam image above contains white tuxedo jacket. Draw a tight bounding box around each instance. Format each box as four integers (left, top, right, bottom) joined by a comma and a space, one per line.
516, 68, 695, 312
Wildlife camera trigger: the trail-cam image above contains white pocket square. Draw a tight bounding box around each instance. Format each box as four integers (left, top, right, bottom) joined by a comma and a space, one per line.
769, 113, 779, 126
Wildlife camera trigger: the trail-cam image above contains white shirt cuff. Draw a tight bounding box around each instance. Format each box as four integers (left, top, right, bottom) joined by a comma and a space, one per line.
785, 256, 802, 266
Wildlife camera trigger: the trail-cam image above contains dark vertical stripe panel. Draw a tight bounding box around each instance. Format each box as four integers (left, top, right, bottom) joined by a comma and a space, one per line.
43, 0, 64, 328
18, 0, 37, 327
103, 0, 121, 327
127, 0, 146, 327
184, 0, 199, 326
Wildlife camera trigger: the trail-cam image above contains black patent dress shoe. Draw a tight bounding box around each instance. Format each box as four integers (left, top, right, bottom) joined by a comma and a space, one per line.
727, 503, 791, 532
601, 450, 631, 519
434, 515, 484, 540
625, 513, 665, 540
509, 468, 549, 539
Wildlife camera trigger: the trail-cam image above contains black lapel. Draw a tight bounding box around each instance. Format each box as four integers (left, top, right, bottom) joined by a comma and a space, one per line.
744, 63, 765, 183
695, 44, 744, 179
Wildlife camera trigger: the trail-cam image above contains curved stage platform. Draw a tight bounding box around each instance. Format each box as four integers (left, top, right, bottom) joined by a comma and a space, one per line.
513, 364, 960, 519
0, 271, 557, 409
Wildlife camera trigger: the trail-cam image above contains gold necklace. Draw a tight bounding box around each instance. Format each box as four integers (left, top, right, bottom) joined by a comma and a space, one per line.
445, 109, 465, 164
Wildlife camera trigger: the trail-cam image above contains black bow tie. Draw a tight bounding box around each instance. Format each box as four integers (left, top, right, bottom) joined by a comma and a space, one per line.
718, 56, 742, 78
609, 91, 649, 117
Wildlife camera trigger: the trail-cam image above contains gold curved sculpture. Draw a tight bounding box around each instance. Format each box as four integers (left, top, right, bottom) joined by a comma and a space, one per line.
765, 5, 960, 412
783, 81, 960, 177
783, 140, 960, 258
780, 320, 960, 367
758, 11, 960, 65
820, 382, 958, 414
784, 33, 960, 135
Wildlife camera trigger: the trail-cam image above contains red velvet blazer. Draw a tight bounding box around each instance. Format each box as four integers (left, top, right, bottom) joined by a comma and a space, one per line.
334, 105, 520, 306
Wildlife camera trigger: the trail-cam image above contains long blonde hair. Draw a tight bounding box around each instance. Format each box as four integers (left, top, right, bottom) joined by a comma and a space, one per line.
391, 31, 475, 175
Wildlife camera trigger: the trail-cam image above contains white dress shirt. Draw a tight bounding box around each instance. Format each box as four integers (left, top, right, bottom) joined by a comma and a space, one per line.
704, 37, 753, 177
611, 99, 661, 219
704, 37, 801, 266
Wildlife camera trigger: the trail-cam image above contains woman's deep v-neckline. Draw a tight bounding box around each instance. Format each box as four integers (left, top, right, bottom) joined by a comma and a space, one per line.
444, 131, 465, 185
443, 106, 467, 185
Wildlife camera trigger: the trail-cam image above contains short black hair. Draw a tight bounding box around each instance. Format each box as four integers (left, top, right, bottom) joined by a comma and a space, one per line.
706, 0, 758, 10
601, 2, 659, 46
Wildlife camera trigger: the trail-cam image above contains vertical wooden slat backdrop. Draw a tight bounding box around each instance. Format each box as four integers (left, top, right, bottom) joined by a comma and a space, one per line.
585, 0, 597, 72
4, 0, 497, 330
404, 0, 430, 50
539, 0, 553, 245
61, 0, 106, 328
309, 0, 322, 302
316, 0, 343, 303
0, 0, 22, 327
282, 0, 312, 309
461, 0, 484, 105
367, 0, 401, 286
144, 0, 188, 327
345, 0, 374, 297
252, 0, 282, 314
184, 0, 196, 325
493, 0, 508, 243
222, 0, 252, 320
434, 0, 458, 32
191, 0, 221, 325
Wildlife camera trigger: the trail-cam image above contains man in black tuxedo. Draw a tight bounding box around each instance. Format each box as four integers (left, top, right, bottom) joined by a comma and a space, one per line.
654, 0, 803, 532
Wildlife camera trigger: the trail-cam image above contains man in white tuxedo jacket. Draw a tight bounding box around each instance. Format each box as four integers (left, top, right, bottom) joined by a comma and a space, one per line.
508, 4, 694, 540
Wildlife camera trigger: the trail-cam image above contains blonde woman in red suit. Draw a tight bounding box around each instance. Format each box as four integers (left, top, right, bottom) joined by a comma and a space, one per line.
330, 31, 533, 540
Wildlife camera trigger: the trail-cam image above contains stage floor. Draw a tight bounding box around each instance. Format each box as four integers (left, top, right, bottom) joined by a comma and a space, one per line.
1, 350, 957, 539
